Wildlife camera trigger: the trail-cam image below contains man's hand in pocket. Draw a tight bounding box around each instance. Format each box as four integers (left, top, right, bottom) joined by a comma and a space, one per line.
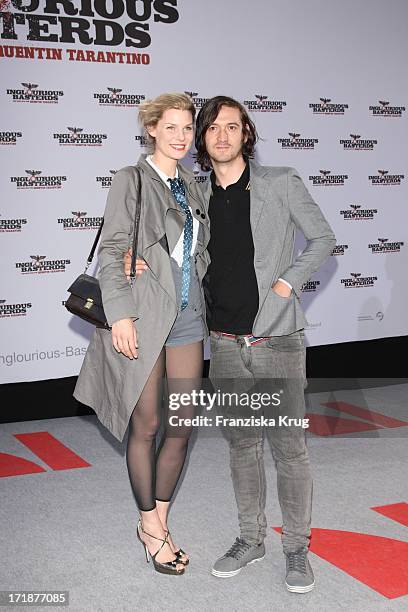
271, 279, 292, 298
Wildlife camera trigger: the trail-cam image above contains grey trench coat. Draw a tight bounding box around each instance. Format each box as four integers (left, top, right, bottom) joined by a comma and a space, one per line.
73, 155, 211, 441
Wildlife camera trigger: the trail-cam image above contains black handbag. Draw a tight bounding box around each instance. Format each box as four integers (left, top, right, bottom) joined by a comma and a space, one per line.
65, 167, 142, 329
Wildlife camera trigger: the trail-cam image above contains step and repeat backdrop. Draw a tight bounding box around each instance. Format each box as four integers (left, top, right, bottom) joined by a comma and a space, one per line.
1, 0, 407, 383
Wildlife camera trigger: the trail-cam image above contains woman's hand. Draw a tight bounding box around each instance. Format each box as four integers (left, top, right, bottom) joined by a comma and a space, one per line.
123, 247, 148, 280
111, 318, 138, 359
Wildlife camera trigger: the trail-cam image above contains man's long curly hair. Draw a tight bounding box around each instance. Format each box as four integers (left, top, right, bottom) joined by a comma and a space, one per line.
195, 96, 258, 172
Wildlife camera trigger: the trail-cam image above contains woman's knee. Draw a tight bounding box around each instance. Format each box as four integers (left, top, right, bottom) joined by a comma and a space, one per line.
129, 413, 161, 440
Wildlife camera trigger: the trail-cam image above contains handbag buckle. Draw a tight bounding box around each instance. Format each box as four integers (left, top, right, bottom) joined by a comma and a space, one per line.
84, 298, 94, 309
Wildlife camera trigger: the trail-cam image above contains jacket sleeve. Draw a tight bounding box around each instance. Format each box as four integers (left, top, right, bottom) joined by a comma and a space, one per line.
279, 167, 336, 297
98, 167, 139, 326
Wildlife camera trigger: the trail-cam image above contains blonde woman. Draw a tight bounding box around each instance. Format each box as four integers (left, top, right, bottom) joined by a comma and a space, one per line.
74, 93, 210, 575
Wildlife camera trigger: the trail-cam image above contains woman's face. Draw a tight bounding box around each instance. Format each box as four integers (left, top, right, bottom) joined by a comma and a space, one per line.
148, 108, 194, 162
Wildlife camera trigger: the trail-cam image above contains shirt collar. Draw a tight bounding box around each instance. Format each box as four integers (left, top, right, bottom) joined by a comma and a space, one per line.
146, 155, 179, 188
210, 161, 250, 192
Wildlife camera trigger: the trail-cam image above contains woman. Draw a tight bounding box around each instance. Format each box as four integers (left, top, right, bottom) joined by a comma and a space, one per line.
74, 93, 210, 575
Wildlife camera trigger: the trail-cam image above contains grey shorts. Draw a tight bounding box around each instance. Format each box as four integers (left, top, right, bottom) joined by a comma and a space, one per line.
165, 257, 205, 348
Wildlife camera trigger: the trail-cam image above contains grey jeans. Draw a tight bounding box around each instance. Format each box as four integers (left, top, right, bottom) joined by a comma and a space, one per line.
209, 330, 312, 553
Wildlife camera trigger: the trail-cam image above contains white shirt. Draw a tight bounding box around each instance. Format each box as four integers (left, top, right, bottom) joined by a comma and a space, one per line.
146, 155, 199, 267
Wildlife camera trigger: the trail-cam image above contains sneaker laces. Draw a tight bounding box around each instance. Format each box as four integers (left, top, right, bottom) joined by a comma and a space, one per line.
286, 550, 307, 574
225, 538, 252, 560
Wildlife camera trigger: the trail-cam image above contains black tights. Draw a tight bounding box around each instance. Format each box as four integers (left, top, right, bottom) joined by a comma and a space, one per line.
126, 341, 203, 512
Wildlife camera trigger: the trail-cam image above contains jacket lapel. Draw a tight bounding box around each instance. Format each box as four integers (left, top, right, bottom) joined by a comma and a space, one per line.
249, 160, 269, 235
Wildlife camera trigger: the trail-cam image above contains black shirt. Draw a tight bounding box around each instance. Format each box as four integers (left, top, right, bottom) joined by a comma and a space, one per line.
207, 163, 259, 334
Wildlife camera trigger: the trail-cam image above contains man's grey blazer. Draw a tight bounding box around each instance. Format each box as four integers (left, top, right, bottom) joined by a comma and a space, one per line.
201, 160, 336, 337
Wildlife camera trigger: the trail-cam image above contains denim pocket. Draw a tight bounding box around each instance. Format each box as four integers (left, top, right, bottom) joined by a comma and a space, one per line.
265, 330, 305, 352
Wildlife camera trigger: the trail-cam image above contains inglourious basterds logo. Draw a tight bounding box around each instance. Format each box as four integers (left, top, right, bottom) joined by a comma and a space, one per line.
0, 131, 22, 144
96, 170, 117, 188
369, 100, 406, 117
301, 280, 320, 292
308, 170, 349, 186
184, 92, 210, 109
369, 170, 405, 186
243, 95, 286, 112
340, 204, 378, 220
0, 299, 32, 317
10, 170, 67, 189
339, 134, 377, 150
53, 127, 107, 146
0, 217, 27, 232
0, 1, 180, 49
94, 88, 145, 107
57, 212, 102, 230
277, 133, 318, 150
191, 155, 208, 183
135, 134, 148, 147
15, 255, 71, 274
332, 244, 349, 256
6, 83, 63, 103
368, 238, 404, 254
341, 273, 378, 288
309, 98, 348, 115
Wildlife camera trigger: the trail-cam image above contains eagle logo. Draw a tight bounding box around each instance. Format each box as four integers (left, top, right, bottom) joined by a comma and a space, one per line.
184, 91, 198, 99
68, 127, 83, 140
22, 83, 38, 96
350, 204, 361, 210
378, 238, 388, 243
350, 134, 360, 142
109, 170, 117, 175
191, 153, 200, 175
289, 132, 301, 142
320, 97, 331, 108
30, 255, 46, 268
379, 100, 389, 108
350, 272, 361, 278
25, 170, 42, 183
320, 170, 331, 176
255, 95, 268, 102
71, 211, 87, 224
0, 300, 6, 304
378, 169, 388, 176
107, 87, 122, 100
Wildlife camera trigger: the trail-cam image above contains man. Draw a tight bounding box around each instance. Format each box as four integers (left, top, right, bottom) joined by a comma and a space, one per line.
126, 95, 336, 592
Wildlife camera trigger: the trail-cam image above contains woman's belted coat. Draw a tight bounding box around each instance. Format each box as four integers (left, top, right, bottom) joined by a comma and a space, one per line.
73, 155, 211, 441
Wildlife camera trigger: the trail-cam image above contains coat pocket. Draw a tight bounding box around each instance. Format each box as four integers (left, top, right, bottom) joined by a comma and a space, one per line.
254, 288, 309, 337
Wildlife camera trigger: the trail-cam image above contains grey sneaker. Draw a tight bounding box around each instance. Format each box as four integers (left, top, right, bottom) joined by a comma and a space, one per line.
285, 548, 315, 593
211, 538, 265, 578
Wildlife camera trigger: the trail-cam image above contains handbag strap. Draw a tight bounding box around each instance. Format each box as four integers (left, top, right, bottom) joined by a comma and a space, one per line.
84, 166, 142, 281
84, 218, 104, 271
129, 166, 141, 283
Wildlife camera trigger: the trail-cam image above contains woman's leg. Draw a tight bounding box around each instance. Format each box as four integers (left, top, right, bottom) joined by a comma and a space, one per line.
126, 349, 184, 569
155, 340, 204, 556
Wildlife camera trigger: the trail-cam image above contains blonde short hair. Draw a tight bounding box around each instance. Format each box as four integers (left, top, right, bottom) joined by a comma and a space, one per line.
138, 93, 196, 149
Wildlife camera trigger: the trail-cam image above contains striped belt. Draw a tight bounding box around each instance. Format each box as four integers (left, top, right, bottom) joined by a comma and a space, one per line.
211, 331, 270, 347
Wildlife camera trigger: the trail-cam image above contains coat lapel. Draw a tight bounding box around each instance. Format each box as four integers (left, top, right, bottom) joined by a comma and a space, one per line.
249, 160, 269, 235
135, 155, 211, 303
137, 156, 183, 252
179, 165, 210, 253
